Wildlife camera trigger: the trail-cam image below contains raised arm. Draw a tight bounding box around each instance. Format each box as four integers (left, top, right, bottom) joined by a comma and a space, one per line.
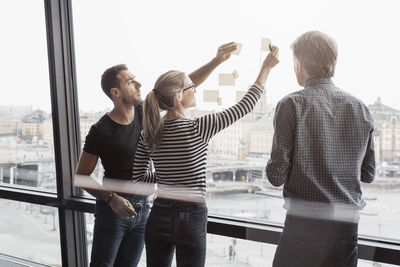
197, 46, 280, 142
132, 134, 157, 183
189, 42, 238, 88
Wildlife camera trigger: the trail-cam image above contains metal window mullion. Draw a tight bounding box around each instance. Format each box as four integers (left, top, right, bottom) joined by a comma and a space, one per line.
44, 0, 86, 266
0, 186, 58, 207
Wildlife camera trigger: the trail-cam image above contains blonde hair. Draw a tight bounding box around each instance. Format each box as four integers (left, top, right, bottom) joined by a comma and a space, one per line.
291, 31, 338, 79
143, 70, 186, 151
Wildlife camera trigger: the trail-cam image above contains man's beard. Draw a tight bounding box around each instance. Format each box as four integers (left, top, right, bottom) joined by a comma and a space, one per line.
122, 96, 141, 106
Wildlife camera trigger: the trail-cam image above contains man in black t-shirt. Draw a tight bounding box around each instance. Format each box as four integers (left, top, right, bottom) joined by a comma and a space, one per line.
76, 64, 148, 267
76, 42, 239, 267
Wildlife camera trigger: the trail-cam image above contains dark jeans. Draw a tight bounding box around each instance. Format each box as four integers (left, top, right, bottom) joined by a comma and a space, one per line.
273, 214, 359, 267
145, 198, 207, 267
90, 195, 150, 267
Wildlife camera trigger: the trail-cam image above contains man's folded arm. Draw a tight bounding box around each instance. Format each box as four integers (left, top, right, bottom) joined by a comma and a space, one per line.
266, 98, 295, 187
361, 129, 376, 183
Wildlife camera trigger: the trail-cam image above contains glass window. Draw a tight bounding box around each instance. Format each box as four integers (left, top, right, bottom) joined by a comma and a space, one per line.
204, 236, 397, 267
85, 213, 94, 264
204, 234, 277, 266
87, 226, 397, 267
0, 0, 57, 192
71, 0, 400, 243
0, 199, 61, 266
359, 260, 399, 267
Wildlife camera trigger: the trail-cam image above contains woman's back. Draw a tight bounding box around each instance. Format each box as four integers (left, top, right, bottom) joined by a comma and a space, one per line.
150, 118, 208, 200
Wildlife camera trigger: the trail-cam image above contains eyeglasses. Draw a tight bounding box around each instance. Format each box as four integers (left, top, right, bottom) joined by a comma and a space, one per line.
182, 84, 195, 93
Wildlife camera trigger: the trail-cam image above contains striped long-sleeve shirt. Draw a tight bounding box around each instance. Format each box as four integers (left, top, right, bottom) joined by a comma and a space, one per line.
132, 85, 263, 201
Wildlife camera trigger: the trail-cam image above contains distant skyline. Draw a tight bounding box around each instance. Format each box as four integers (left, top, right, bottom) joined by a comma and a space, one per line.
1, 0, 400, 113
0, 94, 398, 116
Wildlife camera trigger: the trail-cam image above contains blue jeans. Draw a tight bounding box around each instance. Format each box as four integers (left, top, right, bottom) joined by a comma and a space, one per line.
145, 198, 207, 267
90, 195, 150, 267
273, 214, 359, 267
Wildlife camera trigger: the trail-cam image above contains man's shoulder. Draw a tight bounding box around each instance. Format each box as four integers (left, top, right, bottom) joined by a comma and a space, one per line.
87, 114, 115, 136
280, 86, 369, 109
332, 86, 370, 110
83, 114, 109, 152
91, 114, 110, 129
277, 89, 306, 106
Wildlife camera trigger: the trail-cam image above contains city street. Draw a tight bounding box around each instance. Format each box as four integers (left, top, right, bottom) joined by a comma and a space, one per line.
0, 200, 61, 266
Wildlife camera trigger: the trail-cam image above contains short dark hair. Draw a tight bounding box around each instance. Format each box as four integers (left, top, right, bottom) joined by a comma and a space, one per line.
100, 64, 128, 99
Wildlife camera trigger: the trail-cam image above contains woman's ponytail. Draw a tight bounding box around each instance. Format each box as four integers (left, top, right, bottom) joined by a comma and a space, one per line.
143, 70, 187, 151
143, 90, 163, 151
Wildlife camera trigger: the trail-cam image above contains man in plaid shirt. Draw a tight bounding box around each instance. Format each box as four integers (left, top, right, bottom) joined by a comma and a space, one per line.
266, 31, 375, 267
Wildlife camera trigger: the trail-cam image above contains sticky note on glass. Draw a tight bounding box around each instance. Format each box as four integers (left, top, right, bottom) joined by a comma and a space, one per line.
232, 70, 239, 79
236, 91, 246, 103
232, 43, 242, 55
203, 90, 220, 103
261, 38, 272, 52
219, 71, 239, 86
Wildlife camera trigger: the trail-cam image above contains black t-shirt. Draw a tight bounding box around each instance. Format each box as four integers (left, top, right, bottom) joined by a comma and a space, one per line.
83, 104, 142, 180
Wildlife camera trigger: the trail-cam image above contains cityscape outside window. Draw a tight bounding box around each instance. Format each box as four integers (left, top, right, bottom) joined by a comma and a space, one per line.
0, 199, 61, 266
0, 1, 56, 192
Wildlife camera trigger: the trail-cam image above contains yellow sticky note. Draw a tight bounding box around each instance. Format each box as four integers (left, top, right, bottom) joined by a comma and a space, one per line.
236, 91, 246, 103
232, 70, 239, 79
232, 43, 242, 55
203, 90, 220, 103
261, 38, 272, 52
219, 73, 236, 86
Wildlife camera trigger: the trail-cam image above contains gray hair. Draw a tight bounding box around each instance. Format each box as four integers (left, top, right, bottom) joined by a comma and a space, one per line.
291, 31, 338, 78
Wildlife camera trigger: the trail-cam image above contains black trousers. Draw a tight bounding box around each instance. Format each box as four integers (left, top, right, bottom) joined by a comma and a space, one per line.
273, 214, 359, 267
145, 198, 207, 267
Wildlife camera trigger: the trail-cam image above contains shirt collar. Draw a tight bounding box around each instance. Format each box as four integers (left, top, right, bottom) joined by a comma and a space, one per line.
304, 77, 334, 88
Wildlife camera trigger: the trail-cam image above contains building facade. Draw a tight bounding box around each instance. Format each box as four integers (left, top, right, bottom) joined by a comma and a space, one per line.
369, 98, 400, 162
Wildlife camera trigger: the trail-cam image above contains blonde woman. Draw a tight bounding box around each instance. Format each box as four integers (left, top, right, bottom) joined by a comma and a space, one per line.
133, 45, 279, 267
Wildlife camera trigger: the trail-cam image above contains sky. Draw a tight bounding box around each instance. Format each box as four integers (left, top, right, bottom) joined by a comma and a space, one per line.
1, 0, 400, 113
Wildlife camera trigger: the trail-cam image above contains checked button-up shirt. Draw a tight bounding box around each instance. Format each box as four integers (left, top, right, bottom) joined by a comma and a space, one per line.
266, 78, 375, 211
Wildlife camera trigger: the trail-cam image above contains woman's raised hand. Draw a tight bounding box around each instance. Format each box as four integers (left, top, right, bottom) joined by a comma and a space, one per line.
254, 45, 280, 89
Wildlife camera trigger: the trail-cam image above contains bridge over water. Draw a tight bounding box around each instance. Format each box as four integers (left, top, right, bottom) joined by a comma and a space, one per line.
207, 163, 267, 182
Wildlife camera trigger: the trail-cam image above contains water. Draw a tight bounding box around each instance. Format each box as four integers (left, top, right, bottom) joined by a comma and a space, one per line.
207, 189, 400, 242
